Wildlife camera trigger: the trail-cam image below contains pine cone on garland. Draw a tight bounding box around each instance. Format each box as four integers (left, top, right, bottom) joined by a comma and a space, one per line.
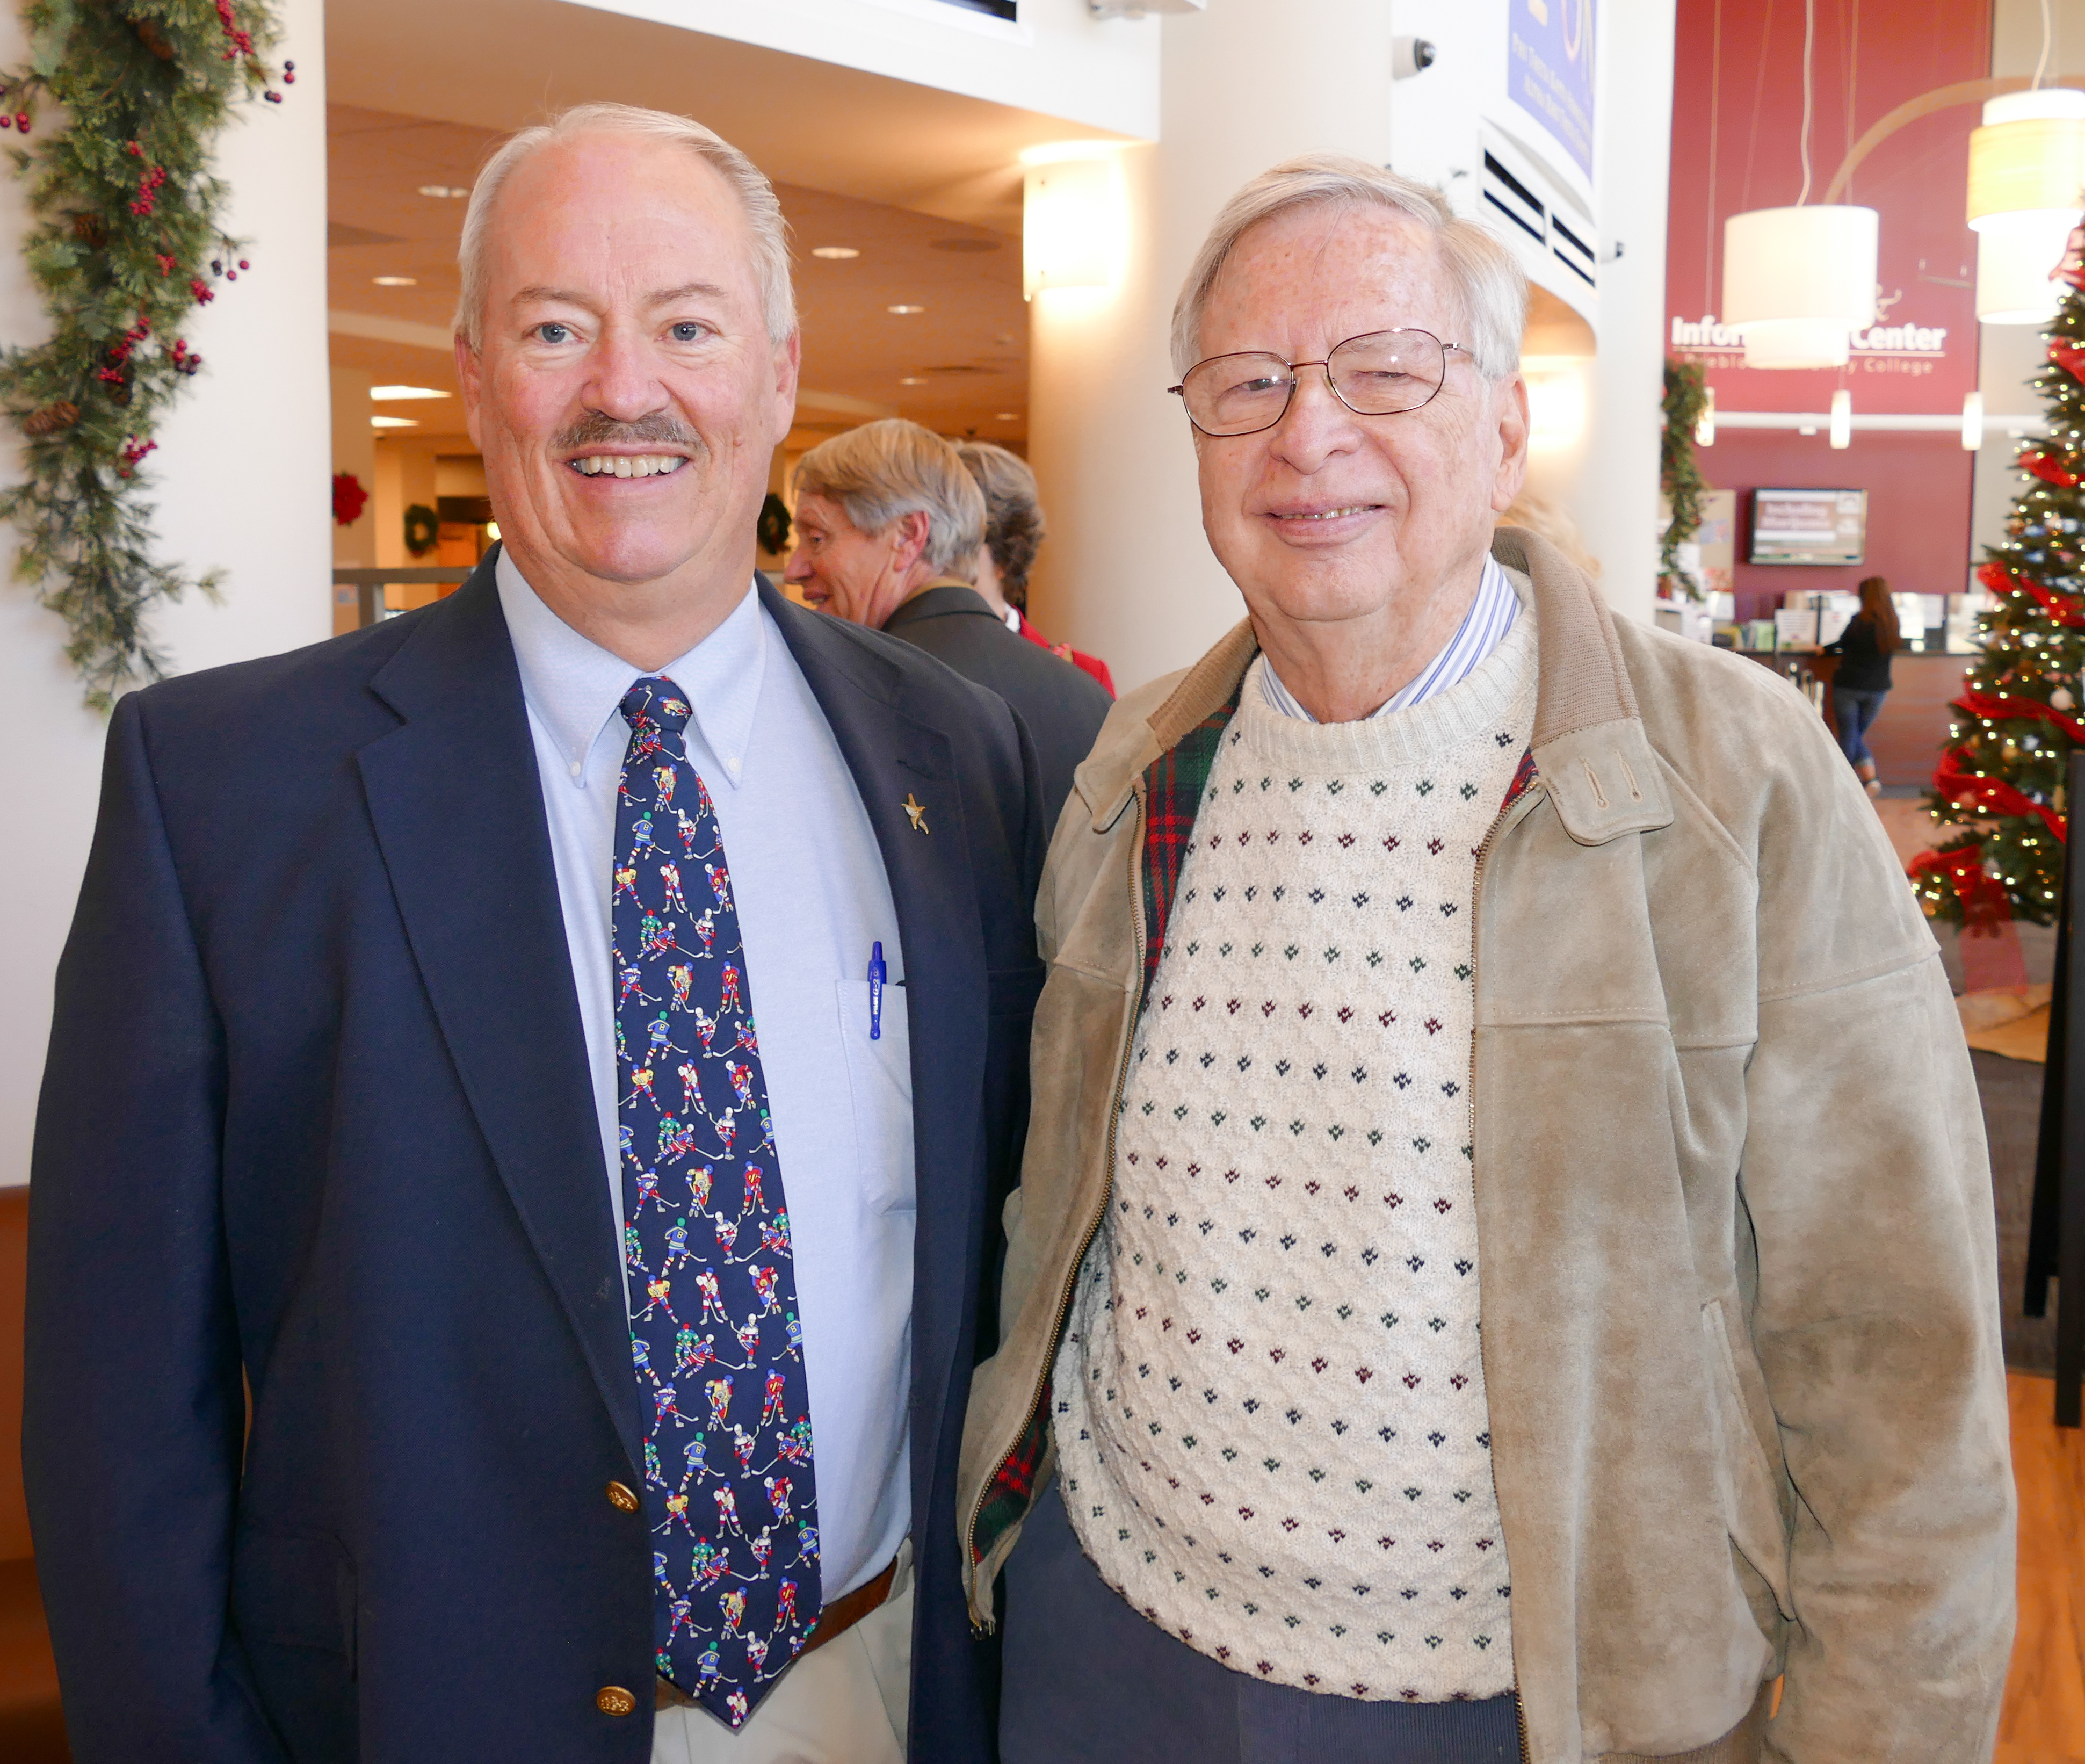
22, 399, 77, 436
134, 17, 176, 60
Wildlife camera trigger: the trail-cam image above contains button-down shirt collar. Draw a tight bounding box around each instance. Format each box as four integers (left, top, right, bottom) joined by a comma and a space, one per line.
1260, 552, 1519, 722
493, 546, 768, 793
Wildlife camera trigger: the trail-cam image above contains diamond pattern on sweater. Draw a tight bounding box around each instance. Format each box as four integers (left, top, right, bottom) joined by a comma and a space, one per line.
1055, 625, 1534, 1705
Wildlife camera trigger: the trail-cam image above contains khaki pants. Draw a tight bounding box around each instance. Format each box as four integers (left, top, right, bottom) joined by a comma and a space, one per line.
652, 1544, 912, 1764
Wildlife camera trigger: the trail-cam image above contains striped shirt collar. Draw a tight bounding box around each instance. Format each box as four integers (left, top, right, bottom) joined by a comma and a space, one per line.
1259, 553, 1518, 722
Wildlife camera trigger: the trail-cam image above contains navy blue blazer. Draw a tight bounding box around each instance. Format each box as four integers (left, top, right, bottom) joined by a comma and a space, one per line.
24, 560, 1045, 1762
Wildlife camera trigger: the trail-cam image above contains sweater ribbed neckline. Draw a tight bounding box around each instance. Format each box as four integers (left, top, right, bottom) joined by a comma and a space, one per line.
1236, 601, 1536, 772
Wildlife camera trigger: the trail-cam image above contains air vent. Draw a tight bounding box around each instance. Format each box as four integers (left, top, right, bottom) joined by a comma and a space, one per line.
1550, 215, 1595, 286
1481, 151, 1545, 245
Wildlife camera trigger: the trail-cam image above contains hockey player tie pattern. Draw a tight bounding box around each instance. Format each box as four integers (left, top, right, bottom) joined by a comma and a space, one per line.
613, 677, 820, 1729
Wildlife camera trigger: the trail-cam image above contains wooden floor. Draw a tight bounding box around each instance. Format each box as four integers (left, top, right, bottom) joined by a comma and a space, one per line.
2003, 1372, 2085, 1763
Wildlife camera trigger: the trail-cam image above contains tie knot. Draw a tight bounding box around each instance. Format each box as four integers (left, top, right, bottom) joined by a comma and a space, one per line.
622, 676, 692, 736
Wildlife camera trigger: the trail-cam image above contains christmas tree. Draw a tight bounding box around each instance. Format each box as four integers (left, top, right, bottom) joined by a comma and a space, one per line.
1913, 220, 2085, 931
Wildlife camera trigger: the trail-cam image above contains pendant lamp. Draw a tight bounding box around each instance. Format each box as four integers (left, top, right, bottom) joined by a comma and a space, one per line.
1722, 205, 1880, 368
1968, 88, 2085, 324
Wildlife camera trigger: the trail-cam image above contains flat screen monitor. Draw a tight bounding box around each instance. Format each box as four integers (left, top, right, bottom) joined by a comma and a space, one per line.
1748, 488, 1867, 566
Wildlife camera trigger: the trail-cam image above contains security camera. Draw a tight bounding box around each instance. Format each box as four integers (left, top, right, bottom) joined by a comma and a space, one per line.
1392, 37, 1437, 79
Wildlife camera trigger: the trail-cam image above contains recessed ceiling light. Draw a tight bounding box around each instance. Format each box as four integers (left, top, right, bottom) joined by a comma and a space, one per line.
996, 412, 1019, 421
372, 275, 417, 287
887, 303, 926, 315
931, 237, 1001, 254
812, 245, 860, 260
900, 376, 927, 386
418, 184, 470, 199
371, 384, 450, 401
371, 415, 419, 429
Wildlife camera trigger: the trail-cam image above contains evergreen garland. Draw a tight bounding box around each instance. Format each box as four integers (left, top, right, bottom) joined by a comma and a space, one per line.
1659, 358, 1709, 601
1913, 223, 2085, 930
0, 0, 288, 709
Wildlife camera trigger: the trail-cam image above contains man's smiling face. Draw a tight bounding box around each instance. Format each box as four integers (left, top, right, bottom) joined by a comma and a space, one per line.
1189, 203, 1524, 640
458, 131, 798, 601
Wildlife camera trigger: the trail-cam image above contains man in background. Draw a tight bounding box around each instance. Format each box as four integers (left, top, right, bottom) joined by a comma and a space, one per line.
954, 439, 1116, 697
28, 103, 1040, 1764
787, 418, 1111, 828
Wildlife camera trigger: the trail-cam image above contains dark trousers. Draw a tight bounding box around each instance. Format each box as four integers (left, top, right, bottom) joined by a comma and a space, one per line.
1831, 687, 1887, 767
1000, 1479, 1522, 1764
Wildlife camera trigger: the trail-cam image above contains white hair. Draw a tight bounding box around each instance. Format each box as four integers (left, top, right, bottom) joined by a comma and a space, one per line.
793, 420, 987, 582
1171, 153, 1528, 381
454, 103, 795, 349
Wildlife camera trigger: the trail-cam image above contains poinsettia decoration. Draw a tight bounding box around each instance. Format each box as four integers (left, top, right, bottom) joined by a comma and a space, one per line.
332, 471, 368, 527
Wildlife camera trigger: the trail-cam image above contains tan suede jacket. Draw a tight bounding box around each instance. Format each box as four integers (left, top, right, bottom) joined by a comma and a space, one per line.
959, 530, 2016, 1763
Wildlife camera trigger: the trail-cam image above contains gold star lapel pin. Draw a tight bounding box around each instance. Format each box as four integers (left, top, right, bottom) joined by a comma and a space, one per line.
902, 792, 930, 834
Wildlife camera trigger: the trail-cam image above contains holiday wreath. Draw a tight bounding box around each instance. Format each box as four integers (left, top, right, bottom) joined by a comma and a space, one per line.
0, 1, 291, 708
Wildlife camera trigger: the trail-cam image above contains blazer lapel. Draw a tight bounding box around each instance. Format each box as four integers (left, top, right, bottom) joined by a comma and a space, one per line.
356, 562, 643, 1473
762, 587, 989, 1499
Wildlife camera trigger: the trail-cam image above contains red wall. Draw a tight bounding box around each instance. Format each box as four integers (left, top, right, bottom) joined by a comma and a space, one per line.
1666, 0, 1990, 619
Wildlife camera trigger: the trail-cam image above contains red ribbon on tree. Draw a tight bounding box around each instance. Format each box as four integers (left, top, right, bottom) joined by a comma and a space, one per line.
2052, 340, 2085, 382
1933, 746, 2068, 841
1909, 847, 2018, 938
1907, 843, 2016, 933
2019, 446, 2085, 489
1978, 559, 2085, 627
1953, 689, 2085, 745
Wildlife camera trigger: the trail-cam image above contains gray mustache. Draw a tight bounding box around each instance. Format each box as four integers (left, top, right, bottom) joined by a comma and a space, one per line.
554, 410, 705, 452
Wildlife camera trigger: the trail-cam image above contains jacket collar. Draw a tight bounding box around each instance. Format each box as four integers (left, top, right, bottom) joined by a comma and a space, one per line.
884, 581, 998, 629
1082, 527, 1674, 847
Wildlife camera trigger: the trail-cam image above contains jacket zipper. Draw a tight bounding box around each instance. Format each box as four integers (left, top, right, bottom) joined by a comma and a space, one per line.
1469, 779, 1545, 1764
965, 780, 1149, 1614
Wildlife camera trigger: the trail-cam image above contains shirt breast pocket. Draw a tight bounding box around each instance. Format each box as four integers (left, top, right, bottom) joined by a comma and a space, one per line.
835, 979, 916, 1215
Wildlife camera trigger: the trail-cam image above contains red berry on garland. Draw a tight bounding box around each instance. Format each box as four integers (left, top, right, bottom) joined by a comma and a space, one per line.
1, 117, 13, 131
264, 91, 280, 103
238, 259, 249, 270
283, 70, 295, 84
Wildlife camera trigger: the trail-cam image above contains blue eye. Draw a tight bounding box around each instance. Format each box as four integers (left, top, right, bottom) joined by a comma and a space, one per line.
535, 322, 571, 344
670, 322, 707, 343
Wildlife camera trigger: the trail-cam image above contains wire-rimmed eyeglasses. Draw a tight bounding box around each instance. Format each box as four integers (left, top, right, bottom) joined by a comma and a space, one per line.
1168, 328, 1471, 437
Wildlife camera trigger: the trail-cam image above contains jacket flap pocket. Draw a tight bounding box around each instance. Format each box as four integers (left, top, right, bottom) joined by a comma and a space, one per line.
1702, 1300, 1792, 1620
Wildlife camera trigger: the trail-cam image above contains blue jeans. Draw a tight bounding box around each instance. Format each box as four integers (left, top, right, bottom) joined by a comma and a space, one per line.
1833, 688, 1887, 768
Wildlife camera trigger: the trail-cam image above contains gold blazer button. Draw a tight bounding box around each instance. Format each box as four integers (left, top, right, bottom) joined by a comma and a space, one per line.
596, 1686, 637, 1717
605, 1480, 640, 1513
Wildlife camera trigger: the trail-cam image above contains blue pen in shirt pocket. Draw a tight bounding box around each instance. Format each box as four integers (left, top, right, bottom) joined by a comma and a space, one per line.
868, 940, 885, 1040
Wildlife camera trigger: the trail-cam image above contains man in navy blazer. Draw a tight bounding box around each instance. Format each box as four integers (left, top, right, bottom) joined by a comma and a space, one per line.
25, 104, 1041, 1763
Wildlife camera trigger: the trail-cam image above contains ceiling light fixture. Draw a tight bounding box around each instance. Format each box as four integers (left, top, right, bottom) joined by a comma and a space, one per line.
1719, 0, 1878, 367
418, 184, 469, 199
371, 415, 419, 429
812, 245, 860, 260
900, 375, 927, 386
371, 385, 451, 401
995, 412, 1020, 421
887, 303, 926, 315
372, 275, 417, 287
1968, 86, 2085, 323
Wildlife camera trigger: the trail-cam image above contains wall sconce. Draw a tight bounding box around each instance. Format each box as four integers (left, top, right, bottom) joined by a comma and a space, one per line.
1695, 385, 1716, 447
1023, 147, 1124, 300
1522, 359, 1588, 452
1828, 388, 1852, 449
1962, 389, 1985, 450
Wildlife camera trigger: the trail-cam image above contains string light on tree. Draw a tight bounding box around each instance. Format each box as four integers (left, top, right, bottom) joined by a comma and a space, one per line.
1913, 214, 2085, 926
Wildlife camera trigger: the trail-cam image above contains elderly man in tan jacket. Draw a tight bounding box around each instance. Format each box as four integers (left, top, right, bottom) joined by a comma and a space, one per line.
959, 154, 2014, 1764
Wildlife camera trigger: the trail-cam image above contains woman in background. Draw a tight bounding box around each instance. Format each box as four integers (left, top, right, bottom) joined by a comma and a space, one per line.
1822, 575, 1900, 795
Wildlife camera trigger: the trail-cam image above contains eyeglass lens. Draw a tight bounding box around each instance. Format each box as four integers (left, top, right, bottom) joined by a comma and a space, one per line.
1180, 329, 1449, 436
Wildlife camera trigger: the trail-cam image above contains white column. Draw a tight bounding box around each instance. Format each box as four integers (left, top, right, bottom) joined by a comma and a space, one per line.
1568, 0, 1675, 626
1025, 0, 1396, 698
0, 0, 330, 1188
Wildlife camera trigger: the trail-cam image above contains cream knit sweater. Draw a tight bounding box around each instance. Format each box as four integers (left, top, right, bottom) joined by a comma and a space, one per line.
1053, 610, 1535, 1703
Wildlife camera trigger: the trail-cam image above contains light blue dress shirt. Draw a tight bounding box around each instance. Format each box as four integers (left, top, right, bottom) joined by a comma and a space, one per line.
1259, 554, 1519, 720
496, 551, 913, 1601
